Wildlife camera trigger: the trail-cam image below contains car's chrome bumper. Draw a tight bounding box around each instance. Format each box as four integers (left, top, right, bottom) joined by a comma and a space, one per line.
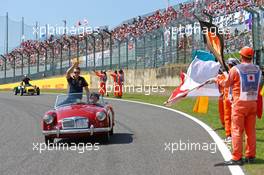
42, 125, 111, 137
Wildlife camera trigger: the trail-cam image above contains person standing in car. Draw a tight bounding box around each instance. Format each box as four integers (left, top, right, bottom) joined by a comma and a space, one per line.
65, 60, 90, 102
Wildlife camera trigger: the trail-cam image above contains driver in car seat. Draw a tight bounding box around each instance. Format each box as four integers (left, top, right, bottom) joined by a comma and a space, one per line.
89, 92, 100, 105
21, 74, 31, 86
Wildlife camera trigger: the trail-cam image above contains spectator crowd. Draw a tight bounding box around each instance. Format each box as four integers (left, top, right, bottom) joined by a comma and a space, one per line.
0, 0, 261, 72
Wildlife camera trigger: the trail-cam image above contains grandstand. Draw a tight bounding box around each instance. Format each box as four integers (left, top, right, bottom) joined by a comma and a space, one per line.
0, 0, 264, 84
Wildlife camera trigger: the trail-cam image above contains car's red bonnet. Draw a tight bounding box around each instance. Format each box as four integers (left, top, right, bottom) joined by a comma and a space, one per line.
55, 104, 106, 121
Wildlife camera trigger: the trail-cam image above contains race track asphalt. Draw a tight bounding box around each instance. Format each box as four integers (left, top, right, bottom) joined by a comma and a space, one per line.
0, 92, 232, 175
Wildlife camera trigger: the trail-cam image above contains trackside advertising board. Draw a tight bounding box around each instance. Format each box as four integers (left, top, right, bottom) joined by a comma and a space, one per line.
0, 74, 90, 90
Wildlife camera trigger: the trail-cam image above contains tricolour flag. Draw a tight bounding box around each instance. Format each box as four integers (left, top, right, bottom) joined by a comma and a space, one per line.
164, 50, 220, 106
187, 50, 221, 97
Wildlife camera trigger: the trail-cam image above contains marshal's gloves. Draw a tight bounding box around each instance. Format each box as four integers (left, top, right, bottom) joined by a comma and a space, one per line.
207, 77, 217, 84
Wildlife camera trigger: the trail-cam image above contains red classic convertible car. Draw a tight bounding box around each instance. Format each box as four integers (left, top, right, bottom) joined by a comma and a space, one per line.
42, 93, 114, 145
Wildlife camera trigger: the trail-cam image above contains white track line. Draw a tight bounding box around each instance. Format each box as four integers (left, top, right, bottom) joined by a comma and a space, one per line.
106, 97, 245, 175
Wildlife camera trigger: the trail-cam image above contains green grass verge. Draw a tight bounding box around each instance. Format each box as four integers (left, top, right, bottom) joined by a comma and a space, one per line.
118, 93, 264, 175
1, 89, 264, 174
224, 52, 240, 59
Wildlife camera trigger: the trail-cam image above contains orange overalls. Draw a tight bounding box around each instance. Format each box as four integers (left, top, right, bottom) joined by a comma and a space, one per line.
95, 72, 106, 96
117, 73, 124, 97
223, 87, 232, 137
218, 74, 225, 128
218, 74, 232, 136
110, 73, 122, 97
217, 63, 262, 160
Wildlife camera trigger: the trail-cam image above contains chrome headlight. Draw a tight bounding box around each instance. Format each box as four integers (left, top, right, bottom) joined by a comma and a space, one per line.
96, 112, 106, 121
43, 114, 54, 124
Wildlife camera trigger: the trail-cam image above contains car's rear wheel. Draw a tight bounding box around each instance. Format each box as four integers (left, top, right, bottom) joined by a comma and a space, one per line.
13, 89, 17, 95
101, 132, 110, 143
45, 136, 54, 145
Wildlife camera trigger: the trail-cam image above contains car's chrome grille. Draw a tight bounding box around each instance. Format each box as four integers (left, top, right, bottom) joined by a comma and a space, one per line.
63, 120, 75, 128
62, 117, 89, 129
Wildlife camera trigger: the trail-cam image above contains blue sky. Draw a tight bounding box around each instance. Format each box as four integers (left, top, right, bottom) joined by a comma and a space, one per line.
0, 0, 188, 53
0, 0, 187, 28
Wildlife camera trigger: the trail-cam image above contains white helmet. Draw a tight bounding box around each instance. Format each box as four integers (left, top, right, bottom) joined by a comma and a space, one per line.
226, 58, 240, 67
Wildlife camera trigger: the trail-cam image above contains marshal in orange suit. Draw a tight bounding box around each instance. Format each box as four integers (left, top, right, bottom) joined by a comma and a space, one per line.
218, 58, 240, 143
217, 47, 262, 165
94, 70, 107, 96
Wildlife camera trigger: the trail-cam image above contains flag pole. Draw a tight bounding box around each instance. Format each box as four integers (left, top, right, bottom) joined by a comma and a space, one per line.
193, 14, 229, 72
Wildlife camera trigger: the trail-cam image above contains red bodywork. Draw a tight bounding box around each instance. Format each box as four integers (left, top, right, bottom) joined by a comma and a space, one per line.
42, 103, 114, 139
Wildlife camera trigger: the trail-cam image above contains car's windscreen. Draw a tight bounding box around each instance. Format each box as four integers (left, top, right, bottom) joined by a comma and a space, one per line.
55, 93, 105, 108
55, 93, 85, 108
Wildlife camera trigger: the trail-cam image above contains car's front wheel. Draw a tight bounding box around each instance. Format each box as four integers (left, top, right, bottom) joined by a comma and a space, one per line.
20, 89, 24, 96
36, 89, 40, 95
110, 127, 114, 136
45, 136, 55, 145
101, 132, 110, 143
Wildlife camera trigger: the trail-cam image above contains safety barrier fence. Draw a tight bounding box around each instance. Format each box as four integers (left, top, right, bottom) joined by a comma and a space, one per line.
0, 4, 263, 84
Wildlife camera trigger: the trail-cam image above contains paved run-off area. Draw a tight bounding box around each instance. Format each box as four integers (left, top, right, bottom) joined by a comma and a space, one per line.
0, 93, 233, 175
